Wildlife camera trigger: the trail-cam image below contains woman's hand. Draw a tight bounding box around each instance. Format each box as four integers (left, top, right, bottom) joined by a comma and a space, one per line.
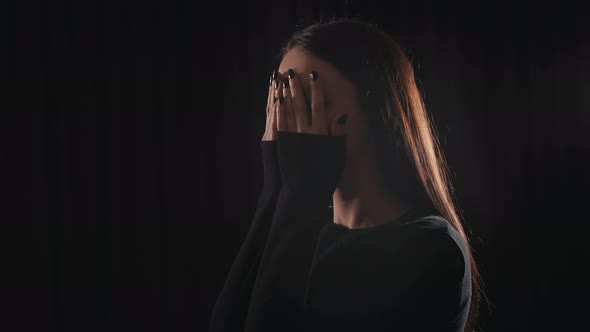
262, 70, 281, 141
277, 69, 347, 136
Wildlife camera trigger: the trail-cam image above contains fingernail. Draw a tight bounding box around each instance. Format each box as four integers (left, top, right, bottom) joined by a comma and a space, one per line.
274, 79, 279, 89
269, 74, 273, 85
337, 114, 348, 125
283, 78, 289, 88
288, 69, 295, 78
272, 70, 278, 80
273, 96, 277, 104
309, 71, 318, 80
279, 96, 284, 104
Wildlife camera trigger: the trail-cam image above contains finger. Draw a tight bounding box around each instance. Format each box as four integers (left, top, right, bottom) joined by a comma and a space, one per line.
275, 72, 284, 104
309, 70, 328, 135
268, 76, 279, 140
276, 85, 287, 131
282, 77, 295, 132
277, 73, 284, 101
273, 73, 282, 103
275, 73, 286, 130
269, 96, 278, 137
277, 106, 287, 131
262, 72, 275, 140
276, 76, 288, 132
287, 68, 307, 132
266, 71, 274, 114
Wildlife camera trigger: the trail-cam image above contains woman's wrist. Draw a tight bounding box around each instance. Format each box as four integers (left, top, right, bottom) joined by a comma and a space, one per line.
260, 140, 281, 195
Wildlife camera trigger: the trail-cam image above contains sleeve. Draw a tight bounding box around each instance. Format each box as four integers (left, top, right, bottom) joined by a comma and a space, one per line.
243, 131, 346, 332
209, 140, 282, 332
311, 228, 470, 332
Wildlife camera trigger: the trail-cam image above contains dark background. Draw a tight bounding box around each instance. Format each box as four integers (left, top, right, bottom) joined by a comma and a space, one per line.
4, 0, 589, 331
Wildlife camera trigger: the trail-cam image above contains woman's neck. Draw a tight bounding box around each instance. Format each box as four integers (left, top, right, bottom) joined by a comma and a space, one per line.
332, 159, 410, 230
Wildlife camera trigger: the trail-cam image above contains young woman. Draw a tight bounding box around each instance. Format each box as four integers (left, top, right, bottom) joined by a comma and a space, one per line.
210, 17, 483, 332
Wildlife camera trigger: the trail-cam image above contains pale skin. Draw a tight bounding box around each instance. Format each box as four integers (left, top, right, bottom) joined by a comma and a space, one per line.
262, 46, 410, 230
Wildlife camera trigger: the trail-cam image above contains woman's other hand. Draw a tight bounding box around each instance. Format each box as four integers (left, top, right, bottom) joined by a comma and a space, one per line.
262, 70, 281, 141
277, 69, 346, 137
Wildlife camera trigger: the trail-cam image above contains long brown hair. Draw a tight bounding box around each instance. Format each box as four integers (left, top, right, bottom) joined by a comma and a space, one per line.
279, 17, 486, 332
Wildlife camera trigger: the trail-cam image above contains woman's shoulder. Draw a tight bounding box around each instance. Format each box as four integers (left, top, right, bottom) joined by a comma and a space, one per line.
315, 208, 471, 276
366, 212, 471, 275
324, 211, 471, 293
388, 211, 463, 249
401, 212, 459, 237
401, 213, 470, 258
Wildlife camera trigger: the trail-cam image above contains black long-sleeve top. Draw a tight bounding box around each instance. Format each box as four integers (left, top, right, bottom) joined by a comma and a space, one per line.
209, 131, 472, 332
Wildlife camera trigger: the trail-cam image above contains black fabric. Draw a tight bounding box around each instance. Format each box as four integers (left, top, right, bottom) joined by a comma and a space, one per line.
209, 131, 471, 332
208, 141, 281, 332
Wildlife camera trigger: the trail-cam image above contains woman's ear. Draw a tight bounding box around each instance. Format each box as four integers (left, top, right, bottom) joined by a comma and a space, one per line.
330, 113, 348, 136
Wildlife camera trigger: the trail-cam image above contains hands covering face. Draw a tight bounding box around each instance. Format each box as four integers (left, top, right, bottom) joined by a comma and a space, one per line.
262, 69, 347, 141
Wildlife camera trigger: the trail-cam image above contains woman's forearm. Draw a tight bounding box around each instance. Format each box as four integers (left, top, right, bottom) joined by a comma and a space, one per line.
209, 140, 282, 332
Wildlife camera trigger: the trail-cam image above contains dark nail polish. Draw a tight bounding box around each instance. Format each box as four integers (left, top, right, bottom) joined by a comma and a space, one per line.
279, 96, 284, 104
272, 70, 278, 80
274, 79, 279, 89
288, 69, 295, 78
337, 114, 348, 125
283, 78, 289, 88
310, 71, 318, 80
